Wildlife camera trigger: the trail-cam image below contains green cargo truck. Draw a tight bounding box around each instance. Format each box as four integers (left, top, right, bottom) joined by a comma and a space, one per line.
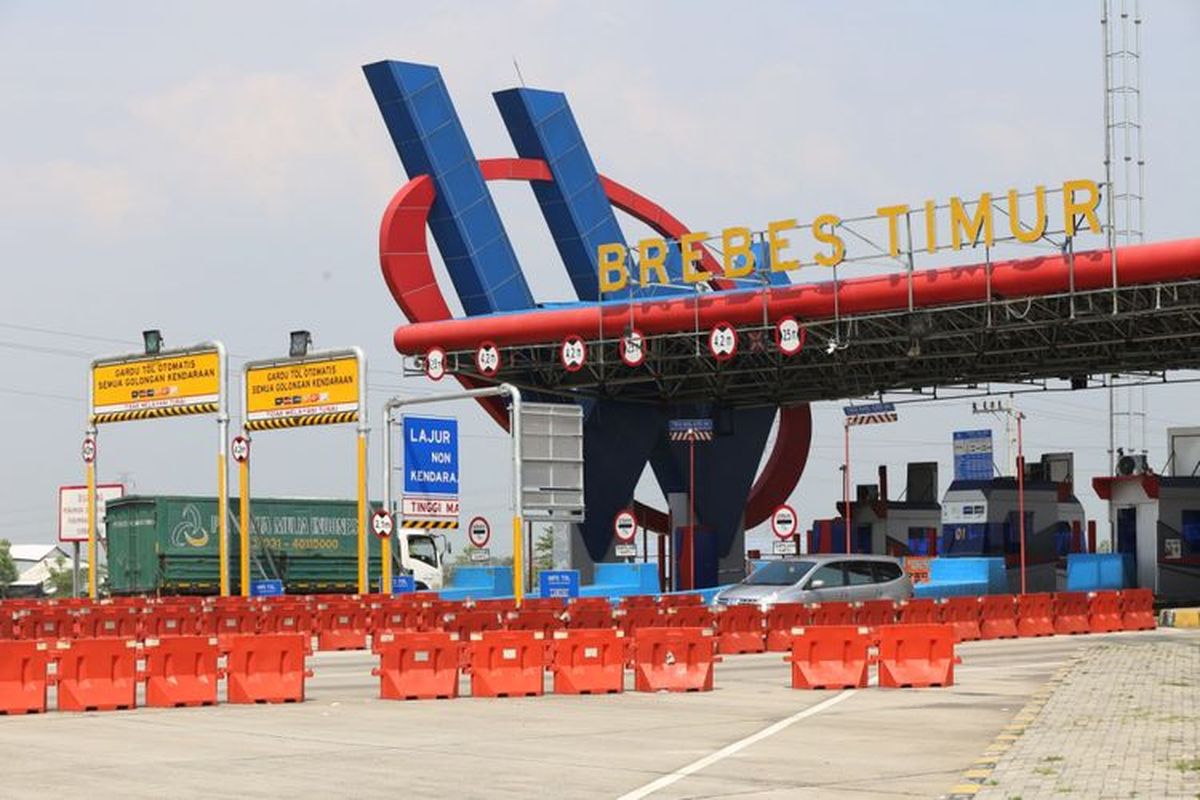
105, 495, 448, 595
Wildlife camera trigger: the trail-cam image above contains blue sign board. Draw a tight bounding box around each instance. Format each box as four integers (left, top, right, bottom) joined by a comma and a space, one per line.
953, 429, 994, 481
538, 569, 580, 599
402, 416, 459, 496
249, 579, 284, 597
843, 402, 896, 417
668, 418, 713, 434
391, 575, 416, 595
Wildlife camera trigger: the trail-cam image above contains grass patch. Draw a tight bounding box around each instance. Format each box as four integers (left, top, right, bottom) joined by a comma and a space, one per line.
1034, 766, 1058, 776
1174, 757, 1200, 773
1041, 755, 1065, 763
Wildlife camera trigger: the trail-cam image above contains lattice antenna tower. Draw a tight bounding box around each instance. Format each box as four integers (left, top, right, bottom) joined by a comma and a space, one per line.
1103, 0, 1148, 466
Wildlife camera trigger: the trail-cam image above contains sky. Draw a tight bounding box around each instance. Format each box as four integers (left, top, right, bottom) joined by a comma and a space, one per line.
2, 1, 1199, 555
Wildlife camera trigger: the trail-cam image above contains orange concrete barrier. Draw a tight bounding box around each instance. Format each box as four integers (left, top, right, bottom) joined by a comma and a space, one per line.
225, 633, 312, 704
144, 606, 200, 639
17, 608, 75, 641
897, 598, 940, 625
876, 624, 956, 688
52, 638, 139, 711
616, 606, 665, 637
939, 597, 982, 641
764, 603, 811, 652
0, 640, 50, 714
979, 595, 1018, 640
619, 595, 659, 609
810, 601, 855, 626
659, 594, 704, 608
442, 609, 504, 641
518, 598, 567, 613
1051, 592, 1091, 635
666, 606, 716, 629
316, 603, 368, 651
1119, 588, 1156, 631
632, 627, 717, 692
1088, 590, 1124, 633
467, 630, 546, 698
76, 606, 141, 640
506, 610, 566, 636
261, 605, 314, 637
785, 625, 870, 690
372, 604, 425, 634
373, 630, 461, 700
564, 605, 615, 630
549, 629, 626, 695
854, 599, 897, 627
1016, 593, 1056, 638
714, 605, 765, 654
142, 636, 219, 708
215, 607, 261, 651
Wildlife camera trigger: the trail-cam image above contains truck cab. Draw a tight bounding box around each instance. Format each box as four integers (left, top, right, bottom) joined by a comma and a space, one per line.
398, 532, 449, 590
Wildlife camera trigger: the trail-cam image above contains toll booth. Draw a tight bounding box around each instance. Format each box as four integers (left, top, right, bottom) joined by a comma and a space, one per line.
1092, 427, 1200, 604
940, 452, 1085, 593
810, 462, 941, 555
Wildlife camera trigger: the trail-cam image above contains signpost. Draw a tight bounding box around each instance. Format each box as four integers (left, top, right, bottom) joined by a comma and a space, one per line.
59, 483, 124, 597
391, 574, 416, 594
87, 340, 229, 599
708, 322, 737, 361
538, 569, 580, 599
842, 402, 899, 554
372, 509, 394, 539
249, 579, 284, 598
520, 403, 585, 523
424, 347, 447, 381
953, 429, 995, 480
614, 509, 637, 558
775, 317, 806, 356
401, 415, 460, 530
771, 503, 799, 556
242, 346, 367, 595
619, 329, 646, 367
475, 341, 500, 377
560, 335, 587, 372
668, 418, 714, 591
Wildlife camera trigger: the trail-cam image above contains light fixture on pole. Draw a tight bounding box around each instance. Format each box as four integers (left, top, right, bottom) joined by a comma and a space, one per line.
972, 397, 1029, 594
142, 329, 163, 355
289, 330, 312, 358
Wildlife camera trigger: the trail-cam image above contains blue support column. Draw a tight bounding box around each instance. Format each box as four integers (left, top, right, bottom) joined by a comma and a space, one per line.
364, 60, 534, 315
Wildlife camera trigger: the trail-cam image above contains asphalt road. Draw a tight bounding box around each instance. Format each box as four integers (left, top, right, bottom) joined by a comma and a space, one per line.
3, 629, 1192, 799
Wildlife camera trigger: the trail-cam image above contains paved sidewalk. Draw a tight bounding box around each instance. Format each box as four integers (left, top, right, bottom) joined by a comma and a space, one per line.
971, 637, 1200, 800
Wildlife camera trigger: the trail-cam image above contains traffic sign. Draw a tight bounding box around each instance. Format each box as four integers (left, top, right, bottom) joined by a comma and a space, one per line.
708, 322, 737, 361
771, 503, 798, 540
391, 575, 416, 594
614, 543, 637, 558
539, 569, 580, 599
469, 547, 491, 562
613, 509, 637, 542
773, 540, 798, 556
250, 579, 284, 597
81, 435, 96, 464
58, 483, 124, 543
619, 329, 646, 367
468, 515, 491, 548
425, 347, 447, 381
475, 341, 500, 376
775, 317, 806, 356
560, 335, 587, 372
230, 435, 250, 464
402, 416, 459, 496
372, 509, 394, 539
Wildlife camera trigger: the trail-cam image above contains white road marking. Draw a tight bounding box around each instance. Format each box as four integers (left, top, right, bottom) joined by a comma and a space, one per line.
615, 690, 858, 800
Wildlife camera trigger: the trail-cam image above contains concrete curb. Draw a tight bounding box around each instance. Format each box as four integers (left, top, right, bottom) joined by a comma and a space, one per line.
1158, 607, 1200, 628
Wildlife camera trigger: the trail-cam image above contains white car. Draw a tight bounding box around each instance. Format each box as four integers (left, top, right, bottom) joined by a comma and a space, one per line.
714, 554, 912, 608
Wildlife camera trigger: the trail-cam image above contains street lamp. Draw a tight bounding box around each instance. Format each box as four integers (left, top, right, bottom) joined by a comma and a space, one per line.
972, 398, 1028, 594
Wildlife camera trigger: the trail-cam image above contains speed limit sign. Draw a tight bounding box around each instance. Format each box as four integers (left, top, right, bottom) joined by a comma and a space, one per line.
371, 509, 394, 539
708, 322, 737, 361
81, 435, 96, 464
475, 341, 501, 376
560, 335, 587, 372
231, 435, 250, 464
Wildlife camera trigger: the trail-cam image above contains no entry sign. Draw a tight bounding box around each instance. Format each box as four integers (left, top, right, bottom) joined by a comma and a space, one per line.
613, 509, 637, 542
468, 516, 491, 548
771, 503, 798, 540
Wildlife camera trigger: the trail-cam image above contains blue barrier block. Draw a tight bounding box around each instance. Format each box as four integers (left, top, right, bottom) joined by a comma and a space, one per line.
913, 580, 989, 599
577, 563, 660, 599
1066, 554, 1134, 591
928, 557, 1007, 593
438, 566, 514, 601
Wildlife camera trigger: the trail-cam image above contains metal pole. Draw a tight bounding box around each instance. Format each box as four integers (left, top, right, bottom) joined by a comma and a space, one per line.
843, 421, 852, 554
71, 542, 80, 598
1017, 412, 1027, 595
216, 342, 230, 597
239, 434, 251, 597
382, 384, 524, 602
86, 429, 98, 600
355, 348, 369, 596
687, 437, 696, 591
382, 404, 394, 595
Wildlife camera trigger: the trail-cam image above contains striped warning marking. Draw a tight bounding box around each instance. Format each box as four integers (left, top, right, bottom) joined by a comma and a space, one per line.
401, 519, 459, 530
245, 411, 358, 431
92, 402, 218, 424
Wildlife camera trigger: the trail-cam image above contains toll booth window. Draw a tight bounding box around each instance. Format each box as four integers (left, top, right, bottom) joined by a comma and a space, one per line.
805, 563, 844, 589
745, 560, 815, 586
409, 536, 438, 567
1182, 510, 1200, 552
842, 561, 875, 585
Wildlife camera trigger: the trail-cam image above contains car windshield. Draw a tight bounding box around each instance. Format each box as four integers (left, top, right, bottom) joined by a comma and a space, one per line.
744, 560, 816, 586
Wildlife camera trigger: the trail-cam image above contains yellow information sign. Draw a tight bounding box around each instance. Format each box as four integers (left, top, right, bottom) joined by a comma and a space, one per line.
91, 350, 220, 424
245, 355, 360, 430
